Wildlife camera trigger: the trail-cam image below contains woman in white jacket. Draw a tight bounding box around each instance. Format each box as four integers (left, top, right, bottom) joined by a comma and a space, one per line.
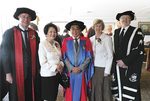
90, 19, 113, 101
38, 23, 64, 101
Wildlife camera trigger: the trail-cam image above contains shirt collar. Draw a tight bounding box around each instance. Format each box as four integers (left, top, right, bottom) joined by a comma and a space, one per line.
19, 24, 28, 31
72, 36, 80, 40
121, 26, 129, 32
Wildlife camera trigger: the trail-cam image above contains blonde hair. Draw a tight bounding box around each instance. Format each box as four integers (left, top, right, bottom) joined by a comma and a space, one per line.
93, 19, 105, 30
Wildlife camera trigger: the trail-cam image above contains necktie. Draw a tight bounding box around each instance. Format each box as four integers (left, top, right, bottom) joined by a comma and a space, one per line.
119, 28, 125, 45
75, 38, 79, 52
23, 30, 29, 48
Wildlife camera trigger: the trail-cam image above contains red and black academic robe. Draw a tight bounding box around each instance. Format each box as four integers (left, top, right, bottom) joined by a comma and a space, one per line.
1, 26, 41, 101
111, 26, 144, 101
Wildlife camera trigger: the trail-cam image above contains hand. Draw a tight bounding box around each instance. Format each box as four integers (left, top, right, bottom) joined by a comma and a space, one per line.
116, 60, 127, 68
56, 63, 64, 73
6, 73, 13, 84
122, 65, 128, 68
72, 67, 81, 73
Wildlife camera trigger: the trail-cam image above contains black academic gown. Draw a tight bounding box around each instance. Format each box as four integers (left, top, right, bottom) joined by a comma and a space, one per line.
0, 46, 9, 101
1, 26, 41, 101
111, 26, 144, 101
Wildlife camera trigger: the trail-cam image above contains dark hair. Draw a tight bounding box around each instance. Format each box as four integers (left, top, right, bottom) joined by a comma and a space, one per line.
63, 29, 68, 33
44, 23, 58, 35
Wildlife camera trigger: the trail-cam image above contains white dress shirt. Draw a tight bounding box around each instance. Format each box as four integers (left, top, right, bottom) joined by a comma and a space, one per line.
90, 33, 113, 74
120, 26, 129, 36
38, 40, 63, 77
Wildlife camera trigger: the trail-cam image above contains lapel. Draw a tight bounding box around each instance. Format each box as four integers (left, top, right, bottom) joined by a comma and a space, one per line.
114, 28, 121, 51
122, 26, 135, 46
114, 26, 135, 55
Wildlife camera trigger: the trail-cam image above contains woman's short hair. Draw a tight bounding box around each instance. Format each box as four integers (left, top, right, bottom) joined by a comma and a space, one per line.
93, 19, 105, 30
44, 23, 58, 35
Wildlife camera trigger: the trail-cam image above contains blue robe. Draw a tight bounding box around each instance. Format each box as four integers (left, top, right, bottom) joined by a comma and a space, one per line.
62, 36, 94, 101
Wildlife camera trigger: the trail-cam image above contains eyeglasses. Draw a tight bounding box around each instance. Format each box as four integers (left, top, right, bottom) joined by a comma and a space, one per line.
19, 15, 31, 20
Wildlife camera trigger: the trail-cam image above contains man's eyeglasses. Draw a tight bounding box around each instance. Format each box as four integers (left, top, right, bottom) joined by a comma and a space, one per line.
19, 15, 31, 20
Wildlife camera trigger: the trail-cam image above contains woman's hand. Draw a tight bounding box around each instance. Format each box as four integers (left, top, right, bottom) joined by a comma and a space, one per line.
56, 63, 64, 73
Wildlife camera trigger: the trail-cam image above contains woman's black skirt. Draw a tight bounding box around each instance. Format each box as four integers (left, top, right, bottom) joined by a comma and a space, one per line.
41, 74, 59, 101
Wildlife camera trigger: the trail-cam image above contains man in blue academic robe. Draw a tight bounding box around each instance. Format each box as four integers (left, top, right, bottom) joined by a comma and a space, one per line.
62, 20, 94, 101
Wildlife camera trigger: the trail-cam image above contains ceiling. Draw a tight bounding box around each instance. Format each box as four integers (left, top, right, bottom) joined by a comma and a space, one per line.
1, 0, 150, 28
0, 0, 150, 42
1, 0, 150, 19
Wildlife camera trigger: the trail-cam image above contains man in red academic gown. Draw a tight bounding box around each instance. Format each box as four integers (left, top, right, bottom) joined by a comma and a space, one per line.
1, 7, 41, 101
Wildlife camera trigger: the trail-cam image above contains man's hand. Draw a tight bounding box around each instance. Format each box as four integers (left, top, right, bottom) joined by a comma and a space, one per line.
72, 67, 81, 73
116, 60, 128, 68
6, 73, 13, 84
